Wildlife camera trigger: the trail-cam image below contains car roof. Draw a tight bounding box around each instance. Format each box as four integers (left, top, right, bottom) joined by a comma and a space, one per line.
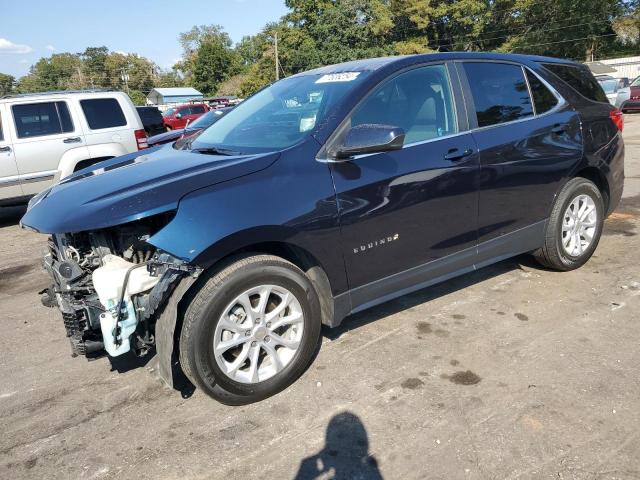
293, 52, 579, 77
0, 89, 125, 102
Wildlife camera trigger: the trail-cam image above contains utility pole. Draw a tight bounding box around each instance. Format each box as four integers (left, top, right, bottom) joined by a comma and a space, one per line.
121, 67, 130, 94
76, 67, 85, 88
274, 32, 280, 81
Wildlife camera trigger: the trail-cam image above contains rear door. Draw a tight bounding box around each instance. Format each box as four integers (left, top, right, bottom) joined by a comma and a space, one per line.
329, 63, 480, 307
79, 96, 137, 156
10, 99, 89, 195
0, 104, 23, 201
457, 61, 582, 264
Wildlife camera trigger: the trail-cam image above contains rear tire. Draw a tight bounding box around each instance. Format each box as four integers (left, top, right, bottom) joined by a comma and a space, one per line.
533, 177, 604, 271
179, 254, 322, 405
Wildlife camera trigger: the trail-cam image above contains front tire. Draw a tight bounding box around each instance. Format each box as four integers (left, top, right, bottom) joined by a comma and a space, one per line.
179, 255, 322, 405
533, 177, 604, 271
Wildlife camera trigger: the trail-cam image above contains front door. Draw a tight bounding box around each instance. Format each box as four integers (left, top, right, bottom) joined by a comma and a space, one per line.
10, 99, 88, 195
329, 63, 479, 308
0, 104, 23, 202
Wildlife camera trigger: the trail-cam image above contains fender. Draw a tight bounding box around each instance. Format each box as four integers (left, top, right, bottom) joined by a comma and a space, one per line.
56, 146, 94, 179
147, 139, 349, 296
58, 143, 132, 178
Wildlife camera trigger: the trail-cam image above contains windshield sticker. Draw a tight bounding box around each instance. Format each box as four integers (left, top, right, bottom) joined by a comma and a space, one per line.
315, 72, 361, 84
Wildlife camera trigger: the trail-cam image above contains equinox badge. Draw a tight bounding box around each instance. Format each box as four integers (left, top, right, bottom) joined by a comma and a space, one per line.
353, 234, 400, 254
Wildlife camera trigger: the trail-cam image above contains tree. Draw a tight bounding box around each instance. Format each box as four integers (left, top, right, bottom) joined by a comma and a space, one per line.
192, 37, 239, 94
128, 90, 147, 105
79, 46, 109, 86
15, 53, 82, 92
0, 73, 15, 96
175, 24, 239, 87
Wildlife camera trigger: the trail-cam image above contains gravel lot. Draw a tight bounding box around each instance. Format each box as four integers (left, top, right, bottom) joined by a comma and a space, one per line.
1, 116, 639, 480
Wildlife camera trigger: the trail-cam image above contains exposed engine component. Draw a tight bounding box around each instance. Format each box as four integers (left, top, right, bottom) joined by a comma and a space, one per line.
41, 212, 197, 359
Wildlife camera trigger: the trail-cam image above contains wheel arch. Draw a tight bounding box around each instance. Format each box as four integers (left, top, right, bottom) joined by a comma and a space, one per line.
574, 166, 610, 211
185, 240, 337, 328
159, 242, 337, 392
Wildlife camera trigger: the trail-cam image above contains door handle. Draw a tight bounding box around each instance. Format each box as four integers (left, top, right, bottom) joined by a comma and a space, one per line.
63, 137, 82, 144
0, 145, 11, 153
551, 124, 566, 135
444, 148, 474, 161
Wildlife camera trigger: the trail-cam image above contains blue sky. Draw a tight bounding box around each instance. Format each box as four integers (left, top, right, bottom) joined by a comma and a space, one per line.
0, 0, 289, 78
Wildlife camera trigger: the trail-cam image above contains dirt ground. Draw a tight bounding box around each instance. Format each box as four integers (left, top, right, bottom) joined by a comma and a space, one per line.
1, 116, 639, 480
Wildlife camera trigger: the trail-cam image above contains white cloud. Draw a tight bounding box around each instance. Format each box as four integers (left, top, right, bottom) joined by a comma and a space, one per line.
18, 58, 29, 64
45, 44, 56, 52
0, 38, 33, 55
114, 50, 128, 56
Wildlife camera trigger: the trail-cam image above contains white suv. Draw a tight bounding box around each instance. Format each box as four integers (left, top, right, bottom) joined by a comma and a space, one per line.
0, 90, 148, 205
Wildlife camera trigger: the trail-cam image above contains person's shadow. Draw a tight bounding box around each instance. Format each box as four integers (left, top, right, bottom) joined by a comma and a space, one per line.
294, 411, 383, 480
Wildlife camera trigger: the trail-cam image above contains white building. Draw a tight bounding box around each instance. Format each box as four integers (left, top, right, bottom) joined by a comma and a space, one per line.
588, 56, 640, 80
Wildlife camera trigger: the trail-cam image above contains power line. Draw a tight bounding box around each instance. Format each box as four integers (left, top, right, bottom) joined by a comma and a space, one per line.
509, 33, 619, 51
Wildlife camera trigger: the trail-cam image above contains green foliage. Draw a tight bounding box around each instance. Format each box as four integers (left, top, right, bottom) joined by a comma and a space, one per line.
12, 1, 639, 100
128, 90, 147, 106
192, 37, 240, 95
13, 47, 183, 96
0, 73, 15, 96
175, 24, 240, 92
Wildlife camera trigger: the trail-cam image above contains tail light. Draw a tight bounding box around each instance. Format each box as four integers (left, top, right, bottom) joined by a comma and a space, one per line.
134, 129, 149, 150
609, 109, 624, 132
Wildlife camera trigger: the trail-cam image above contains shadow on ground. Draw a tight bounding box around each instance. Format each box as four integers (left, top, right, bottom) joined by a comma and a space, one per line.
0, 205, 27, 228
324, 254, 538, 341
293, 411, 383, 480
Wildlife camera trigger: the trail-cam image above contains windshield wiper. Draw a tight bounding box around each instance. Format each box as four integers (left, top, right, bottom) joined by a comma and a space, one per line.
190, 146, 241, 156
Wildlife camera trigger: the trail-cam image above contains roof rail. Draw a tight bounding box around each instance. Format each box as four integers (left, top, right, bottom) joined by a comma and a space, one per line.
1, 88, 118, 99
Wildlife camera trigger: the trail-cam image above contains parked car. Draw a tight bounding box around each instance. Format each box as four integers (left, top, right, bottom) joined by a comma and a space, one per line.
162, 103, 209, 130
0, 90, 147, 206
621, 75, 640, 113
22, 53, 624, 405
596, 75, 630, 109
136, 106, 165, 137
148, 107, 232, 147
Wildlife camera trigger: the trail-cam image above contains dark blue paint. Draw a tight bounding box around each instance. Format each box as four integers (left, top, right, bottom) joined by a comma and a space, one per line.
21, 52, 624, 324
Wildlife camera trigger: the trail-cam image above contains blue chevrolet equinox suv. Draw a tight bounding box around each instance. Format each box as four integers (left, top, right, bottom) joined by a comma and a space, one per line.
21, 53, 624, 404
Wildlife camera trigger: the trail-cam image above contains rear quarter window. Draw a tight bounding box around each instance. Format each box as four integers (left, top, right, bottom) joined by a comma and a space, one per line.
80, 98, 127, 130
542, 63, 608, 103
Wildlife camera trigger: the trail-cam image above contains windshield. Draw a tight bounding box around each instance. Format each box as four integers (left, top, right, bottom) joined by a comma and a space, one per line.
189, 109, 227, 129
598, 79, 618, 94
631, 76, 640, 87
191, 71, 370, 153
163, 108, 176, 117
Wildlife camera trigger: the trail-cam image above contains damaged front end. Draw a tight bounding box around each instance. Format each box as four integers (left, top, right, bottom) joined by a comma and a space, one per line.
41, 213, 200, 359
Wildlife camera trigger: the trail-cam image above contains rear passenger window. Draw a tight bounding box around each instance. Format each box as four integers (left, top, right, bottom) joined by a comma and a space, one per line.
80, 98, 127, 130
525, 70, 558, 114
542, 63, 608, 103
463, 62, 533, 128
12, 101, 74, 138
351, 64, 457, 144
191, 105, 205, 114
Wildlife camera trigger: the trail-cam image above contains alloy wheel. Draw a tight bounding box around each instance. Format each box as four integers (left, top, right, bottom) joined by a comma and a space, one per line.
213, 285, 304, 384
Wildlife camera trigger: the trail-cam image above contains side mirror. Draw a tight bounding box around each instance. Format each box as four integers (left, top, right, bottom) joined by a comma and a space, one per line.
335, 124, 405, 160
175, 113, 182, 119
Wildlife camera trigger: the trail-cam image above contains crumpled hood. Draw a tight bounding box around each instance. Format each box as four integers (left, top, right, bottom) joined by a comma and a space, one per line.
21, 145, 279, 234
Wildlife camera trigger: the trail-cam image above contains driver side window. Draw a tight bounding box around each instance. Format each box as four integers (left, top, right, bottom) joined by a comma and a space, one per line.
351, 64, 458, 144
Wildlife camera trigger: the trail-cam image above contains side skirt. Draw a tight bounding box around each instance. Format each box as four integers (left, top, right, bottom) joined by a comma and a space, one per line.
330, 220, 547, 327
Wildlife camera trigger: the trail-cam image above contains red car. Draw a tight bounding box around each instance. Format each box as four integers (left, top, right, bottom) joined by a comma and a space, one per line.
162, 103, 209, 130
621, 76, 640, 113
